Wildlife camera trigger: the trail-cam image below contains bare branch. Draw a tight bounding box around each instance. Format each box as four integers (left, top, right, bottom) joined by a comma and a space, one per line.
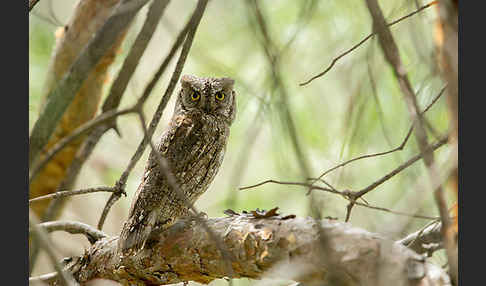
354, 136, 448, 198
312, 85, 446, 183
353, 201, 438, 220
299, 1, 437, 86
30, 220, 108, 244
240, 179, 337, 195
29, 186, 115, 204
242, 136, 447, 222
240, 179, 438, 220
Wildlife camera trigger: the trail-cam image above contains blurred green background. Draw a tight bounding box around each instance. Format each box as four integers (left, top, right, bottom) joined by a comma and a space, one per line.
29, 0, 454, 283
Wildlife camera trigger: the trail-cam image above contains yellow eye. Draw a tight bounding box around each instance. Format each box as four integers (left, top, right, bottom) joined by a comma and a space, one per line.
191, 91, 200, 101
216, 92, 225, 101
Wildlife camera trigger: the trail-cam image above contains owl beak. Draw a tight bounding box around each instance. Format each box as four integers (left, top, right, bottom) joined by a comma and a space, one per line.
204, 98, 216, 114
203, 104, 212, 114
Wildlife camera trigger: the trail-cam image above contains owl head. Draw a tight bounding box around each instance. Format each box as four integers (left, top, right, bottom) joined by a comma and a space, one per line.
174, 75, 237, 124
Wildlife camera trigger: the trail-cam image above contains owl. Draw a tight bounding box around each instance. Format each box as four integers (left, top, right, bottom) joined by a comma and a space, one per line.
118, 75, 237, 254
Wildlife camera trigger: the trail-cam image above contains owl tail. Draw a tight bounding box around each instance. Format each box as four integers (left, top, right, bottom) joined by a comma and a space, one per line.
117, 211, 157, 255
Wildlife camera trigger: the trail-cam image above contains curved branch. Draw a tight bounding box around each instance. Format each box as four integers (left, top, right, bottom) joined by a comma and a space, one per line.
49, 215, 451, 286
299, 1, 438, 86
31, 220, 108, 244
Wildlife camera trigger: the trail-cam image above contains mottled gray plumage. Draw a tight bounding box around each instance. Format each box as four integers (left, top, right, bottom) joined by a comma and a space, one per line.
118, 75, 236, 254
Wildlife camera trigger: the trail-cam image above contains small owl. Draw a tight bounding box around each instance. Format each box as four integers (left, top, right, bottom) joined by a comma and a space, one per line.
118, 75, 236, 254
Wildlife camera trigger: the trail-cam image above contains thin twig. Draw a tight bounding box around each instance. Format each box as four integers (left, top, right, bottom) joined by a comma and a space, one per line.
29, 186, 115, 204
354, 136, 448, 198
43, 126, 112, 221
311, 85, 446, 183
240, 179, 336, 194
29, 209, 78, 286
353, 201, 438, 220
97, 0, 208, 230
242, 136, 447, 222
240, 179, 437, 220
30, 220, 108, 244
299, 1, 438, 86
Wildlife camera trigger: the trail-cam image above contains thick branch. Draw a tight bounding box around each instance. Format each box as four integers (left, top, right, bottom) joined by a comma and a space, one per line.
53, 215, 450, 286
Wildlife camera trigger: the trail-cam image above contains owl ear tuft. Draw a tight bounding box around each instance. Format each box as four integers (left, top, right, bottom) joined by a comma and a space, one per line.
180, 74, 195, 89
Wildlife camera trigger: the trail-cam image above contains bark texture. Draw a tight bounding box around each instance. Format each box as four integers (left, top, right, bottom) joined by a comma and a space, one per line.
54, 215, 450, 286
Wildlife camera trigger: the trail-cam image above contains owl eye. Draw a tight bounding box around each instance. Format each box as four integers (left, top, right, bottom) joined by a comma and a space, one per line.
190, 91, 200, 101
215, 91, 225, 101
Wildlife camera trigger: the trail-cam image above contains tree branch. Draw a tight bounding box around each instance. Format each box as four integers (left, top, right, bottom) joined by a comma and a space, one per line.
29, 186, 115, 204
30, 220, 108, 244
47, 215, 451, 286
311, 85, 446, 184
299, 1, 437, 86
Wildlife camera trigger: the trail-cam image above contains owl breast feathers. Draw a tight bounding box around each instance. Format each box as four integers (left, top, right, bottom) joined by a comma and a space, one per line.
118, 75, 237, 254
